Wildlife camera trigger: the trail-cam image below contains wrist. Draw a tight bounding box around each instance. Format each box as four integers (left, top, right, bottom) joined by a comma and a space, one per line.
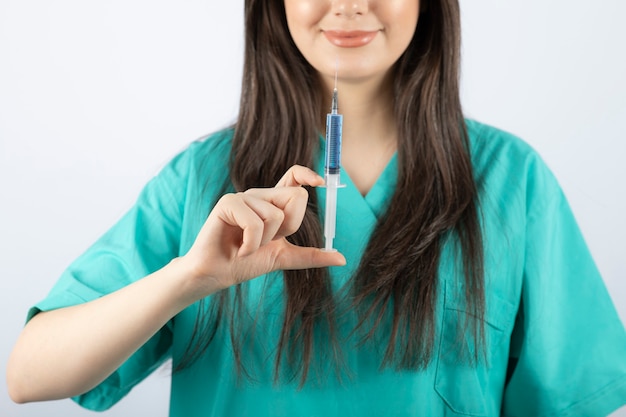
164, 256, 223, 308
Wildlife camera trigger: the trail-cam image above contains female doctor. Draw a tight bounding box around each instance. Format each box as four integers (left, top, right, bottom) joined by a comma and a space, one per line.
8, 0, 626, 416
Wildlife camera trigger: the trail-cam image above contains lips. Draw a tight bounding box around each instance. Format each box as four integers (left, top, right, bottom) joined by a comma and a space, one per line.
323, 30, 378, 48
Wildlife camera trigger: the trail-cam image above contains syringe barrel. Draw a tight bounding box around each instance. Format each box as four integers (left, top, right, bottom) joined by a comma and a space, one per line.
324, 174, 340, 251
325, 113, 343, 175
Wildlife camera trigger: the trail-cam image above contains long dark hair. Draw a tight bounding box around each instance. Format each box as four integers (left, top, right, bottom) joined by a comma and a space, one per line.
177, 0, 485, 385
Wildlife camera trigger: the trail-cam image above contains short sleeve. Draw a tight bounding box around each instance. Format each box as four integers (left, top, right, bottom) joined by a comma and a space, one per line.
502, 159, 626, 416
27, 147, 193, 411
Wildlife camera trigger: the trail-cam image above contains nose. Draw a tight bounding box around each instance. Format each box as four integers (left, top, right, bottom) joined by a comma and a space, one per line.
331, 0, 369, 18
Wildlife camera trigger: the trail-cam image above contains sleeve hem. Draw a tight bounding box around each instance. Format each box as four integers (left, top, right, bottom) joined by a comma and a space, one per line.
556, 375, 626, 417
26, 290, 92, 322
503, 375, 626, 417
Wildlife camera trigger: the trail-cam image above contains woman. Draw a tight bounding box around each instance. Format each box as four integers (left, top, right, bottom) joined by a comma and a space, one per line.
8, 0, 626, 416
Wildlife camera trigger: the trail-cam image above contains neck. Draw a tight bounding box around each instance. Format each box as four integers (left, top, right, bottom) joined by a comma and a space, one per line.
320, 73, 397, 148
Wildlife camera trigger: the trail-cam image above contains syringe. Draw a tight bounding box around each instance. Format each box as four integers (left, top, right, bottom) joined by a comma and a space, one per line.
323, 84, 343, 251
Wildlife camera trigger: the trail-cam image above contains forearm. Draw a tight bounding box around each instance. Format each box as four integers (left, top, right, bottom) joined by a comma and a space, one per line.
7, 257, 206, 403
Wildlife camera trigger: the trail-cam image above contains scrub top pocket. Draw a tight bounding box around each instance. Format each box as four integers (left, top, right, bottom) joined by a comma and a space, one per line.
434, 281, 517, 416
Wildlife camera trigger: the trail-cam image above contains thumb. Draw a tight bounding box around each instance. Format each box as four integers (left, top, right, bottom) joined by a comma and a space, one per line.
274, 243, 347, 270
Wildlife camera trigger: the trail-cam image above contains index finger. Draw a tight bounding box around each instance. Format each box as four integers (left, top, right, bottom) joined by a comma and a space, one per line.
244, 186, 308, 237
275, 165, 324, 187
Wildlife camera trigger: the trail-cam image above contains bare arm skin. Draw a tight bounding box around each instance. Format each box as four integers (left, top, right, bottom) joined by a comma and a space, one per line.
6, 166, 346, 403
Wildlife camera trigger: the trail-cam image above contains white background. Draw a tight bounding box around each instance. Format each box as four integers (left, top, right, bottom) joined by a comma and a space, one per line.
1, 1, 624, 416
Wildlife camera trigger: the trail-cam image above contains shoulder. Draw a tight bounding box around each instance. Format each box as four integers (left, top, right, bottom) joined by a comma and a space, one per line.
136, 127, 235, 219
175, 127, 234, 171
465, 118, 536, 171
465, 119, 561, 205
153, 127, 235, 190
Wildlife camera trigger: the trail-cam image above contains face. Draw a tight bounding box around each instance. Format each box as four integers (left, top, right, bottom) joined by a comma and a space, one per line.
284, 0, 420, 86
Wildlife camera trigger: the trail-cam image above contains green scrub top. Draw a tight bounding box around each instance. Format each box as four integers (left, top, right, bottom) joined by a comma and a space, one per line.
29, 120, 626, 416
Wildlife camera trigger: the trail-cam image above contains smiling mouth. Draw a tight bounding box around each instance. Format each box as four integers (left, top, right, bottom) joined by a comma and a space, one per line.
323, 30, 378, 48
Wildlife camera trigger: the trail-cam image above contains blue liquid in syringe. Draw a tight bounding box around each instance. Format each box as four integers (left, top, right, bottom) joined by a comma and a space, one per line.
325, 89, 342, 175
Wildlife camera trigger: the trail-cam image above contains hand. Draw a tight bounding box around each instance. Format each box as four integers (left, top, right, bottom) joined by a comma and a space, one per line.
181, 165, 346, 296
